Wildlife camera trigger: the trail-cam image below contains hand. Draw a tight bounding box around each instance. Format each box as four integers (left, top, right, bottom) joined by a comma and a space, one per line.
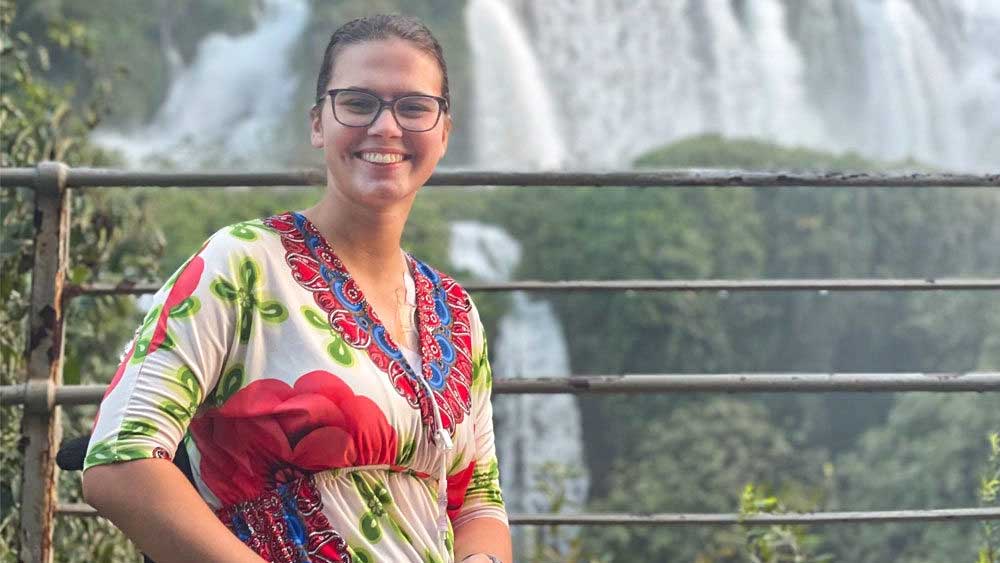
460, 555, 501, 563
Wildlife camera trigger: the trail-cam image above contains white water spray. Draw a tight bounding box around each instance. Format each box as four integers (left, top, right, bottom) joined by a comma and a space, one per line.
517, 0, 998, 169
465, 0, 566, 170
95, 0, 308, 169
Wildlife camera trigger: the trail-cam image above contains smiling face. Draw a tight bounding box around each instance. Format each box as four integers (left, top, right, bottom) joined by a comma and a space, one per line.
310, 38, 450, 210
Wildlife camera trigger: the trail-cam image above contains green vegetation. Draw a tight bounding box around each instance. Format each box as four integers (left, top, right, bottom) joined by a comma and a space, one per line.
436, 133, 1000, 561
3, 2, 998, 562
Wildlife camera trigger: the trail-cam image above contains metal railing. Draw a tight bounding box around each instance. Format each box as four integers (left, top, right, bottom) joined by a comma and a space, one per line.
2, 162, 999, 562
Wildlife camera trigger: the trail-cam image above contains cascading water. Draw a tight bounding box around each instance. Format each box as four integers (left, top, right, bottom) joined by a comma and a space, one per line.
464, 0, 567, 170
448, 222, 588, 551
519, 0, 999, 170
95, 0, 308, 169
462, 0, 589, 553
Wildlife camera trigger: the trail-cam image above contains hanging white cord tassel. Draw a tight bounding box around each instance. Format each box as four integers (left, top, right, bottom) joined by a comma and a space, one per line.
411, 374, 455, 554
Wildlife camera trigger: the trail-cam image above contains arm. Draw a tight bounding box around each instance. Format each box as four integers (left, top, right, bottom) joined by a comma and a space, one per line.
83, 233, 251, 559
83, 459, 264, 563
452, 300, 512, 562
453, 517, 513, 563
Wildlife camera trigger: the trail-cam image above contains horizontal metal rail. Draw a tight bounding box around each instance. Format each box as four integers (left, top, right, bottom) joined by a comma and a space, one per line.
3, 167, 999, 189
493, 373, 1000, 393
67, 278, 1000, 299
509, 507, 1000, 526
3, 373, 997, 408
55, 503, 1000, 525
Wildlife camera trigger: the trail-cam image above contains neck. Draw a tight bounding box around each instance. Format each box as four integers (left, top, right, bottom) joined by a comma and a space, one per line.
300, 187, 413, 280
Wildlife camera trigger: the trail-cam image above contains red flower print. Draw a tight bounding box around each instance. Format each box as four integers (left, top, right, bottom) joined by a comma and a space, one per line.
446, 460, 477, 521
190, 370, 398, 506
93, 252, 206, 429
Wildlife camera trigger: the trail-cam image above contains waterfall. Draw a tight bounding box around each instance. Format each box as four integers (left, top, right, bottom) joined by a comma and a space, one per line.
448, 222, 588, 551
465, 0, 566, 170
519, 0, 999, 170
94, 0, 309, 169
462, 1, 589, 554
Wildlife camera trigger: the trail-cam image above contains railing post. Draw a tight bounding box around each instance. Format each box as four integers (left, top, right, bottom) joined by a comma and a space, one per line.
18, 161, 69, 563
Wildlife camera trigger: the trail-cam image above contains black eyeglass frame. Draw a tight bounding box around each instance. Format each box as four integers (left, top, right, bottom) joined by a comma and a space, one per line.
316, 88, 450, 132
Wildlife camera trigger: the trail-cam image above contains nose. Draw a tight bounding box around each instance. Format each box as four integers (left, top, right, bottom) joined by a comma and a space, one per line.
367, 106, 403, 137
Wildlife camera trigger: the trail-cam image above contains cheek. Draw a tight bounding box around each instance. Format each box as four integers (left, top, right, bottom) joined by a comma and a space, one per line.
326, 131, 361, 160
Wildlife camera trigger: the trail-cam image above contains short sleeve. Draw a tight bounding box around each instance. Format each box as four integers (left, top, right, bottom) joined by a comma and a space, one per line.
84, 230, 240, 471
448, 299, 508, 529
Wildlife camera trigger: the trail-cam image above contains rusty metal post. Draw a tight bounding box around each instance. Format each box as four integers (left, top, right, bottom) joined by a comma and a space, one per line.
18, 161, 69, 563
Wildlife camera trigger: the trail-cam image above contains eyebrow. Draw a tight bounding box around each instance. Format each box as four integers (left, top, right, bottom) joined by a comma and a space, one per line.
340, 86, 438, 99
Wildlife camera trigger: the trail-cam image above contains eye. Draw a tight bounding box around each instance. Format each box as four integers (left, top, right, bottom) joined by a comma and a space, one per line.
396, 98, 436, 117
335, 93, 378, 114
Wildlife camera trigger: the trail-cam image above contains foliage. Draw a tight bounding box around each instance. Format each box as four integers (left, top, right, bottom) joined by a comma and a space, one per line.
467, 133, 1000, 561
976, 432, 1000, 563
575, 399, 826, 562
739, 484, 831, 563
827, 395, 1000, 563
1, 1, 166, 560
517, 462, 607, 563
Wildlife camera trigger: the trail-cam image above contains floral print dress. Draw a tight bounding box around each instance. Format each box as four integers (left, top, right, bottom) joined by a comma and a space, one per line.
85, 212, 507, 563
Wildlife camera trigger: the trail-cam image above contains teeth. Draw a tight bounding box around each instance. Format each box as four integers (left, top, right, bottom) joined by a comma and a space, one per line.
359, 152, 404, 164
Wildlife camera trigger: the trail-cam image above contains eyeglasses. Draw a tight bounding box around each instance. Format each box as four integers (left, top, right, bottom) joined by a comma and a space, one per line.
317, 88, 448, 133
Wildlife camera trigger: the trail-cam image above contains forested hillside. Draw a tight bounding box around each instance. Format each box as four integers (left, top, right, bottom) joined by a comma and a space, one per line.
2, 1, 997, 562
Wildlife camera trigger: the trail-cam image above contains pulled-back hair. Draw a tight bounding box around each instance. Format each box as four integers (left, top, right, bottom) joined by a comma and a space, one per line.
313, 14, 450, 114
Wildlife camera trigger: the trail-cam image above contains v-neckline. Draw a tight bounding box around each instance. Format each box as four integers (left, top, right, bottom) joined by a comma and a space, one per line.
290, 210, 424, 378
265, 210, 475, 436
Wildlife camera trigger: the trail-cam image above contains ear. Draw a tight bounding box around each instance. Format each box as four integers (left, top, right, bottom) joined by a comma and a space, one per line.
439, 114, 452, 156
310, 107, 324, 148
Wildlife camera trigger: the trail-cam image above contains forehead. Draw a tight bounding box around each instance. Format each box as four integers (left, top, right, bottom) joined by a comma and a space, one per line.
328, 38, 443, 96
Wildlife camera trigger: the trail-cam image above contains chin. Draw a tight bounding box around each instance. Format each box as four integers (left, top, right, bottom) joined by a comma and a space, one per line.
353, 178, 418, 206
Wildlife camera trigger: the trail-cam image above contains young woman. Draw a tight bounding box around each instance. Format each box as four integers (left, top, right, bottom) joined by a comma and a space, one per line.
82, 15, 512, 563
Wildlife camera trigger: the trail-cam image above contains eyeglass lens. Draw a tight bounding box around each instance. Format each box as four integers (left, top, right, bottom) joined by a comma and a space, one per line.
333, 90, 442, 132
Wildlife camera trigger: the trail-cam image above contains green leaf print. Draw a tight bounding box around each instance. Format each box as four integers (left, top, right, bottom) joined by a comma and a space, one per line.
352, 473, 398, 544
84, 440, 117, 467
258, 299, 288, 323
168, 297, 201, 318
472, 338, 493, 391
120, 418, 158, 439
213, 364, 245, 406
175, 366, 202, 405
303, 307, 328, 329
238, 303, 254, 343
212, 258, 287, 343
423, 549, 444, 563
347, 545, 373, 563
158, 367, 201, 425
467, 460, 504, 507
302, 306, 355, 367
387, 514, 412, 545
239, 259, 259, 289
360, 512, 382, 543
210, 278, 238, 301
129, 305, 161, 365
395, 437, 416, 466
327, 339, 354, 367
85, 439, 154, 468
448, 453, 467, 475
229, 221, 268, 241
159, 400, 192, 426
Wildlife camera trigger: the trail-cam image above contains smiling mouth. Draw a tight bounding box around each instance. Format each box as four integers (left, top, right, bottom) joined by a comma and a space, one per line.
355, 151, 410, 165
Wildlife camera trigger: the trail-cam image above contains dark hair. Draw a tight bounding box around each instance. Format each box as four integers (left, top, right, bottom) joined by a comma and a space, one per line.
313, 14, 450, 115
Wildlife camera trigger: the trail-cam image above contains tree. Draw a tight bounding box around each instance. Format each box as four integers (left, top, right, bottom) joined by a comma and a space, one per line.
827, 395, 1000, 563
578, 398, 827, 562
